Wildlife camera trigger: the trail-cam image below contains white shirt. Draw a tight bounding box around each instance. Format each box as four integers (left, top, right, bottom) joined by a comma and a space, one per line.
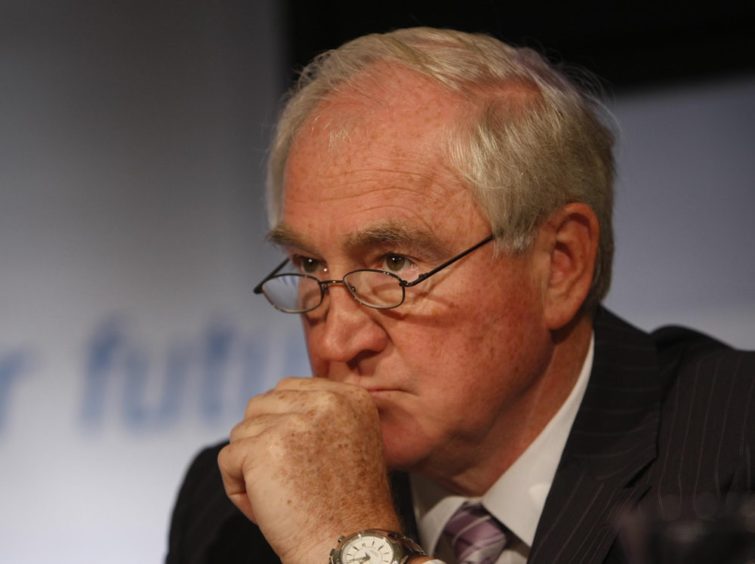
411, 335, 594, 563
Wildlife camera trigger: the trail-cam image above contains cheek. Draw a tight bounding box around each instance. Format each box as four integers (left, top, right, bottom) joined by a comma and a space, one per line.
413, 281, 546, 396
301, 317, 323, 372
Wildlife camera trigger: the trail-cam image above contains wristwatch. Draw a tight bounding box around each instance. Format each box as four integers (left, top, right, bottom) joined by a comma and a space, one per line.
329, 529, 427, 564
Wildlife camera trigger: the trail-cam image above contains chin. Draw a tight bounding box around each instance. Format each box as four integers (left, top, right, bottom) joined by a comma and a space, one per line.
380, 424, 429, 472
383, 450, 422, 472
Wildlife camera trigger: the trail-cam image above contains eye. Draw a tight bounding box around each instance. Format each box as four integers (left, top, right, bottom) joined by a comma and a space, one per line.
382, 254, 411, 273
292, 255, 325, 275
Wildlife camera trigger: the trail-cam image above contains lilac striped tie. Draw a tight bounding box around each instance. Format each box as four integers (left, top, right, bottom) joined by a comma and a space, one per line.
441, 502, 508, 564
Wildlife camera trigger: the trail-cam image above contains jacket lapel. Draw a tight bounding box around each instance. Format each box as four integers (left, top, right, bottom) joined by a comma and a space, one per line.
391, 471, 420, 539
529, 308, 663, 563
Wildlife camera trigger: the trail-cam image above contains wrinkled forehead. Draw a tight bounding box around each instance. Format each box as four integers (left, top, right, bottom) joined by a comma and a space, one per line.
276, 66, 488, 248
281, 67, 470, 199
290, 63, 468, 160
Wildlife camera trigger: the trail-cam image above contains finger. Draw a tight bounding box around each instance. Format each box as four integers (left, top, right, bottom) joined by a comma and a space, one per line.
217, 439, 258, 522
229, 412, 285, 443
242, 382, 364, 419
243, 388, 307, 419
274, 375, 361, 393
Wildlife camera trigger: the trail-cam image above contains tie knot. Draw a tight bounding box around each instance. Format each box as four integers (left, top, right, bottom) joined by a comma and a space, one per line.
441, 502, 508, 564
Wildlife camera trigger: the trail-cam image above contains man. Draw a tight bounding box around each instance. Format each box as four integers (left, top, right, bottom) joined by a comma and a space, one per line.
166, 28, 754, 564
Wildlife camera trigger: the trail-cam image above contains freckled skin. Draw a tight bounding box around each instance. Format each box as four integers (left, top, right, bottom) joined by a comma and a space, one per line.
218, 64, 595, 564
220, 378, 400, 563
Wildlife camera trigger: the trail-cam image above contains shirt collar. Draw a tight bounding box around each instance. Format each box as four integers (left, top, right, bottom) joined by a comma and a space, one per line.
412, 334, 594, 552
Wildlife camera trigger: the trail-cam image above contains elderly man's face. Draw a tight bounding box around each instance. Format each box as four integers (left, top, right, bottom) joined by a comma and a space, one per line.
277, 68, 555, 483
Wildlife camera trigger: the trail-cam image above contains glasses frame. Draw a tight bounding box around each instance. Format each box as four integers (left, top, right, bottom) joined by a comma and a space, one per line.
253, 234, 495, 313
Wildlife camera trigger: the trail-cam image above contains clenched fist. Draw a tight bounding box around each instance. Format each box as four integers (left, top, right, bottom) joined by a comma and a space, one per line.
218, 377, 401, 564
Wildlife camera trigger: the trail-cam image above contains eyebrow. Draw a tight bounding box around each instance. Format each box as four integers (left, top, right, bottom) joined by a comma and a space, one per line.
267, 224, 316, 253
267, 222, 447, 259
344, 224, 445, 255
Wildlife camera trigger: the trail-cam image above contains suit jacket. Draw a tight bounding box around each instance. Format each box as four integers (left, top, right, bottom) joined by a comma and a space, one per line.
165, 308, 754, 563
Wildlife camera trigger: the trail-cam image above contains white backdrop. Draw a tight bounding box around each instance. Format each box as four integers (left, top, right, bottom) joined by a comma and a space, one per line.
0, 2, 303, 562
606, 75, 755, 349
1, 4, 753, 561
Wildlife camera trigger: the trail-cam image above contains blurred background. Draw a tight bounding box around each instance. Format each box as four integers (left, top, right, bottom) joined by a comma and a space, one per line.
1, 1, 753, 562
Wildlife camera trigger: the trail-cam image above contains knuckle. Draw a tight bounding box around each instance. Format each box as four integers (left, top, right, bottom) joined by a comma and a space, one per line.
228, 419, 246, 442
345, 386, 376, 414
243, 395, 260, 418
317, 389, 342, 411
217, 445, 229, 468
276, 376, 303, 390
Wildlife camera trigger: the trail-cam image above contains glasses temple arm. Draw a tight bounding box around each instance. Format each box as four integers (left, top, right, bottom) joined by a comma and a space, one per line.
253, 258, 290, 294
401, 235, 495, 288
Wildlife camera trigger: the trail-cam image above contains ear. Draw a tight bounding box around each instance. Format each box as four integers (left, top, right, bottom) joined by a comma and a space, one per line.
537, 203, 599, 331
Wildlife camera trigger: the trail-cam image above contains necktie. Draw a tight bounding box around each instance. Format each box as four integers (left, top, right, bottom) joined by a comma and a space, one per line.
441, 502, 508, 564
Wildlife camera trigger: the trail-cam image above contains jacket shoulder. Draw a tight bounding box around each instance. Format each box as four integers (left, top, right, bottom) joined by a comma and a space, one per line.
651, 323, 755, 394
650, 324, 755, 493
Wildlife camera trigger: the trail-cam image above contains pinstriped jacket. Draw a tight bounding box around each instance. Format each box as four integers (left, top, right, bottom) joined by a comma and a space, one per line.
166, 308, 755, 563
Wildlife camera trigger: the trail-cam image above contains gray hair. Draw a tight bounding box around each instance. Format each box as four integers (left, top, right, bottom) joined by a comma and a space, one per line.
267, 27, 615, 309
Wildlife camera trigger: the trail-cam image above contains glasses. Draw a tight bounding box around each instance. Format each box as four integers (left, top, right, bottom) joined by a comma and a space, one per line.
253, 234, 494, 313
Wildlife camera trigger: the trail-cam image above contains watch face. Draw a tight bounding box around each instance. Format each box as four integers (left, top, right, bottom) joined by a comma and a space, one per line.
341, 534, 395, 564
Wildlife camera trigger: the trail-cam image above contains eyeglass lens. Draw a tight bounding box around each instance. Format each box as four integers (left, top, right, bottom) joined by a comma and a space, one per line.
343, 270, 404, 309
263, 275, 321, 312
262, 270, 405, 312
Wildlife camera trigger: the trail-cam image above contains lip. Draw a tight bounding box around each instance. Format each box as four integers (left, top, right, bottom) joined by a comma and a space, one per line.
362, 385, 400, 393
365, 387, 392, 394
347, 379, 404, 395
363, 388, 403, 399
345, 379, 409, 399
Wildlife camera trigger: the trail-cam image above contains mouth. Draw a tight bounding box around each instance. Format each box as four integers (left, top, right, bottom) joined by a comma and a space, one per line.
364, 388, 402, 401
348, 378, 409, 401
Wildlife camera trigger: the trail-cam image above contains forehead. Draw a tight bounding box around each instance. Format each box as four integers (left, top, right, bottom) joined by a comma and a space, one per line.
279, 65, 488, 250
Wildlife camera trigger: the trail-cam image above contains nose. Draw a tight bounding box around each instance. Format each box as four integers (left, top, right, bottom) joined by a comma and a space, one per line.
305, 281, 388, 368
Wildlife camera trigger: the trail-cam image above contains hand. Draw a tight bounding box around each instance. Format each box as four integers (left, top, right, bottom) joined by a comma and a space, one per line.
218, 377, 401, 564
